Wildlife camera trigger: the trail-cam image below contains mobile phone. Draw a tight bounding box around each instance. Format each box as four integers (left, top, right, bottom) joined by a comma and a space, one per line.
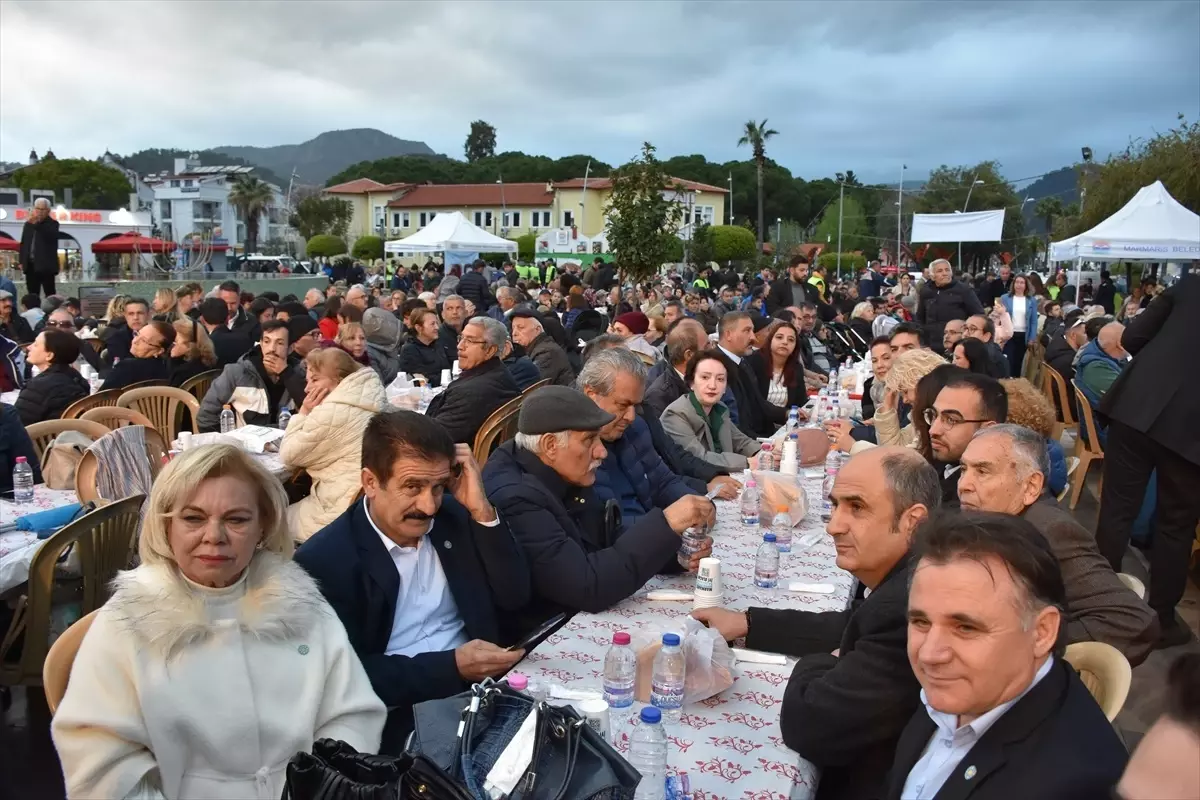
506, 612, 569, 653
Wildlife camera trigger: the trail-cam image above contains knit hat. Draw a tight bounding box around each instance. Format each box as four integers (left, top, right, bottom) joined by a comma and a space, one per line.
614, 311, 649, 335
286, 315, 319, 345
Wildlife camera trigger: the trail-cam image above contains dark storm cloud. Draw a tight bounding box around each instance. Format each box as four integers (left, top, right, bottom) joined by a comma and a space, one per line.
1, 0, 1196, 183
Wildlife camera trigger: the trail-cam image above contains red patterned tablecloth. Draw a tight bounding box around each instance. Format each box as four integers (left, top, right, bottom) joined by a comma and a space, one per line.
0, 486, 81, 595
524, 469, 853, 800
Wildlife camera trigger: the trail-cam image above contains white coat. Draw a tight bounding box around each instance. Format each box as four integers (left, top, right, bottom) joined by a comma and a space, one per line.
279, 366, 387, 542
51, 552, 386, 800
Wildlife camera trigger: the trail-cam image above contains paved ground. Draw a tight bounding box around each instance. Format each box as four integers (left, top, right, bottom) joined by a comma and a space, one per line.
1, 477, 1196, 798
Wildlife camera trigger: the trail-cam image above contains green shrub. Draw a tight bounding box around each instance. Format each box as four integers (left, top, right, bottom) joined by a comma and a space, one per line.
307, 234, 348, 258
816, 252, 866, 276
351, 235, 384, 260
509, 233, 536, 262
709, 225, 757, 262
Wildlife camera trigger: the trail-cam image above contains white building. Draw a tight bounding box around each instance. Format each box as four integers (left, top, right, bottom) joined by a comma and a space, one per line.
144, 155, 296, 255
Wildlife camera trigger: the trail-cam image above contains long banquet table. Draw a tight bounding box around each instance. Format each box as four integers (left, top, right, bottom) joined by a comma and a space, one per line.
0, 486, 81, 596
523, 467, 854, 800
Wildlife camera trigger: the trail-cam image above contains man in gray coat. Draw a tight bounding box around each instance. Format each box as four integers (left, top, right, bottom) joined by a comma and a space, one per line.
957, 423, 1157, 666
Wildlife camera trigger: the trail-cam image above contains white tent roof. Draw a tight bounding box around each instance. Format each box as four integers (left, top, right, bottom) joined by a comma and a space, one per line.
1050, 180, 1200, 262
384, 211, 517, 254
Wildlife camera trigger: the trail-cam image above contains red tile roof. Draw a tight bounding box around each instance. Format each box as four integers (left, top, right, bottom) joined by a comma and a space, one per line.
387, 183, 554, 208
324, 178, 387, 194
552, 176, 728, 193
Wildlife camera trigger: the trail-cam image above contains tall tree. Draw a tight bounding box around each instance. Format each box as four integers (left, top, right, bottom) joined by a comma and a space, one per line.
289, 195, 353, 241
228, 175, 274, 254
737, 119, 778, 254
916, 161, 1023, 271
6, 159, 132, 209
1034, 197, 1065, 257
464, 120, 497, 162
604, 143, 684, 284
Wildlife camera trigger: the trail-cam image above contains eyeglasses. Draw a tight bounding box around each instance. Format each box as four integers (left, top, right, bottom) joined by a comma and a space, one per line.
963, 324, 984, 335
923, 408, 990, 428
459, 337, 488, 347
45, 320, 75, 329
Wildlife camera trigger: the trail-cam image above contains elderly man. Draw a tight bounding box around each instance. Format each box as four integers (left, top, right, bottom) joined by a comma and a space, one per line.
790, 302, 837, 375
437, 294, 467, 364
1044, 308, 1087, 382
886, 511, 1126, 800
718, 311, 788, 438
957, 424, 1157, 665
942, 318, 965, 353
927, 372, 1008, 503
644, 318, 707, 419
345, 284, 369, 312
489, 286, 520, 323
482, 386, 714, 638
426, 316, 520, 445
18, 198, 60, 299
962, 314, 1011, 377
662, 300, 686, 327
694, 447, 939, 800
42, 306, 104, 374
510, 308, 574, 386
303, 288, 324, 321
915, 258, 984, 353
296, 411, 529, 752
1075, 321, 1127, 418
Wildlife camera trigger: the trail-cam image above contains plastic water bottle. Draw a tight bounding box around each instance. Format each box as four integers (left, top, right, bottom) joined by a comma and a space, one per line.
786, 405, 800, 432
821, 449, 841, 523
739, 472, 760, 526
759, 441, 775, 471
603, 632, 636, 729
770, 505, 792, 553
630, 707, 668, 800
650, 633, 685, 725
12, 456, 34, 504
754, 533, 780, 588
219, 404, 236, 434
277, 407, 292, 431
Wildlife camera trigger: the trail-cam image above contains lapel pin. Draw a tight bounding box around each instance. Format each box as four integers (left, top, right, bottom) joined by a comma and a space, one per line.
443, 540, 453, 549
964, 765, 977, 780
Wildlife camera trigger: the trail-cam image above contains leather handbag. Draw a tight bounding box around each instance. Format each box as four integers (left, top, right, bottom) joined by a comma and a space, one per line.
406, 679, 640, 800
281, 738, 470, 800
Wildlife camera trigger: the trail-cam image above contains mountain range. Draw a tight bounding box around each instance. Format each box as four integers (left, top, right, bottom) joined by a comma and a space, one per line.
214, 128, 435, 185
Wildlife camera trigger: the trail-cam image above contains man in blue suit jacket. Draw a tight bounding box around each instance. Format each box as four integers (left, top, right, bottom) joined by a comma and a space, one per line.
295, 411, 530, 753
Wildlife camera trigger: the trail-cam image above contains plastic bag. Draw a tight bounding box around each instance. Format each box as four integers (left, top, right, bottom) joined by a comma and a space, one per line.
750, 470, 808, 529
629, 616, 735, 705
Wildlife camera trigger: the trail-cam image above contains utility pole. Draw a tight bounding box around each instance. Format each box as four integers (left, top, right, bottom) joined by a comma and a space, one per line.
835, 172, 845, 282
727, 173, 733, 225
958, 175, 983, 272
897, 164, 906, 270
497, 173, 507, 236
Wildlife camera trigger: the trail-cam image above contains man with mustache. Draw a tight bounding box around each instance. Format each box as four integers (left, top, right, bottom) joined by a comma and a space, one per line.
296, 411, 530, 753
482, 386, 714, 640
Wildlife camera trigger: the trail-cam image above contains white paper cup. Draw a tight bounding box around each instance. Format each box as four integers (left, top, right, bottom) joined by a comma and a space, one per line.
440, 368, 453, 385
178, 432, 193, 451
695, 557, 722, 597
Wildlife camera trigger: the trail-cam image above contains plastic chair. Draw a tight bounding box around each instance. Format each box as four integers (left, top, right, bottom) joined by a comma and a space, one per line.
118, 386, 200, 443
1056, 456, 1080, 504
0, 495, 144, 694
74, 426, 167, 506
25, 419, 112, 468
472, 394, 524, 466
1042, 365, 1077, 443
179, 368, 222, 404
79, 405, 156, 431
1069, 381, 1106, 509
1116, 573, 1146, 600
61, 388, 124, 420
1064, 641, 1131, 722
121, 379, 168, 391
43, 610, 98, 714
521, 378, 551, 396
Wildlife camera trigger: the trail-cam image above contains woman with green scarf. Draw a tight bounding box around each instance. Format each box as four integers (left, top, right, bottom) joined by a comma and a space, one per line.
661, 349, 762, 471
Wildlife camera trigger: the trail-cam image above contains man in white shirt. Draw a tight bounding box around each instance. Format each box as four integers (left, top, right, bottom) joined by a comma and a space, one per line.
295, 410, 531, 752
885, 510, 1126, 800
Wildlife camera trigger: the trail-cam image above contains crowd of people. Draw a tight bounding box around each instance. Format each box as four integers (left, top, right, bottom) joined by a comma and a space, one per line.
0, 249, 1196, 800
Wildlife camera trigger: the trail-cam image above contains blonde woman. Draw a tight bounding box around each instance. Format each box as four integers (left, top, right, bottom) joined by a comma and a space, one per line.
151, 287, 179, 322
280, 347, 387, 541
169, 317, 218, 387
867, 348, 948, 450
335, 320, 370, 365
102, 294, 128, 323
52, 444, 385, 800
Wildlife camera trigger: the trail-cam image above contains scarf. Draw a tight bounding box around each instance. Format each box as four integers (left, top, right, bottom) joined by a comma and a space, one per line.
689, 391, 725, 454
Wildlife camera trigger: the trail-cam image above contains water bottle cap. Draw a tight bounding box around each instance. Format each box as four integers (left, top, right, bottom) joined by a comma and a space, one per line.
776, 504, 788, 512
661, 633, 681, 647
639, 706, 662, 724
15, 456, 26, 463
764, 532, 777, 542
612, 631, 631, 645
507, 673, 528, 691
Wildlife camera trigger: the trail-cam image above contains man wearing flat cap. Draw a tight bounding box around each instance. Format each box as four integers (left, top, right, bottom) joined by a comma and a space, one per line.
482, 386, 715, 638
510, 308, 575, 387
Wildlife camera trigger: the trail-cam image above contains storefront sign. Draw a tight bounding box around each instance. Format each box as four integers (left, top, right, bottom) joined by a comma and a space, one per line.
11, 208, 105, 223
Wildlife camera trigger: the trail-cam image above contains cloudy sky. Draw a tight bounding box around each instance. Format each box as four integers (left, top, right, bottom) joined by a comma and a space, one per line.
2, 0, 1197, 184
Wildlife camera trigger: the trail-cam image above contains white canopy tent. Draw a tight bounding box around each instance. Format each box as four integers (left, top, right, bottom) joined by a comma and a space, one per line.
1050, 180, 1200, 263
384, 211, 517, 254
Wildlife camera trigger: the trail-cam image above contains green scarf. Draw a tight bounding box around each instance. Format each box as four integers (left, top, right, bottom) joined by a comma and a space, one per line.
689, 391, 725, 454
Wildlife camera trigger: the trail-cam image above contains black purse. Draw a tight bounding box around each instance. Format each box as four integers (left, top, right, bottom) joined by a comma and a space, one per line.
405, 679, 640, 800
281, 738, 470, 800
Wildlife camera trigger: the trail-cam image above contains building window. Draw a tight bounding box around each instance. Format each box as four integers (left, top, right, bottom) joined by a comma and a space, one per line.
373, 205, 385, 230
503, 210, 521, 228
184, 179, 194, 188
563, 210, 575, 228
402, 211, 410, 228
530, 210, 550, 228
160, 201, 172, 220
694, 205, 714, 226
474, 210, 493, 227
169, 180, 180, 188
419, 211, 431, 228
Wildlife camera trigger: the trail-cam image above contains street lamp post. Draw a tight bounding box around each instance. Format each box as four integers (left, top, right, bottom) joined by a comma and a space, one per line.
835, 172, 845, 282
727, 174, 733, 225
958, 177, 984, 271
775, 217, 782, 260
496, 175, 507, 236
897, 164, 906, 269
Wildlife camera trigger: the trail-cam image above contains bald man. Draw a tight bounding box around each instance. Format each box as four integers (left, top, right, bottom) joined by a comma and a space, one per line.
644, 318, 706, 419
19, 198, 60, 299
1076, 321, 1128, 440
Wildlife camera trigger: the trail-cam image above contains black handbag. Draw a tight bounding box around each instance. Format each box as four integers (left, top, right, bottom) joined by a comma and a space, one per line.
281, 738, 470, 800
405, 679, 640, 800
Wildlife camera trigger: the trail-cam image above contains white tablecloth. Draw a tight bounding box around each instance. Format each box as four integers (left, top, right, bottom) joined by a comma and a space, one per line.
0, 390, 18, 405
524, 470, 853, 800
0, 487, 81, 595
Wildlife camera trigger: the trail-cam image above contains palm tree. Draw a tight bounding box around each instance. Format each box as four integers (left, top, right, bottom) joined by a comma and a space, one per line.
738, 119, 778, 254
1035, 196, 1065, 252
228, 175, 275, 255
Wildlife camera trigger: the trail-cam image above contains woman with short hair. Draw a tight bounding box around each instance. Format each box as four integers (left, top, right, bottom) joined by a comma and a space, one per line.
661, 350, 762, 470
52, 444, 385, 799
397, 307, 450, 384
335, 321, 371, 366
169, 318, 218, 387
14, 328, 88, 425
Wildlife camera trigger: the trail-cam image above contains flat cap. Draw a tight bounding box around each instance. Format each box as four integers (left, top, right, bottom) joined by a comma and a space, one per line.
518, 386, 614, 435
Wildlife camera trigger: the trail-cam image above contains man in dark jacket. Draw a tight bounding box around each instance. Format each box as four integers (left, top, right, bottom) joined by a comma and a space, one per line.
693, 447, 939, 800
644, 319, 706, 419
916, 259, 985, 353
501, 338, 541, 391
717, 311, 787, 438
199, 297, 253, 367
1096, 280, 1200, 648
18, 199, 60, 298
482, 387, 714, 638
437, 295, 467, 365
885, 511, 1126, 800
197, 321, 306, 431
296, 411, 529, 752
766, 254, 829, 319
963, 314, 1011, 378
426, 316, 520, 444
0, 291, 34, 344
1094, 269, 1117, 314
1043, 310, 1086, 382
456, 259, 492, 312
511, 309, 575, 386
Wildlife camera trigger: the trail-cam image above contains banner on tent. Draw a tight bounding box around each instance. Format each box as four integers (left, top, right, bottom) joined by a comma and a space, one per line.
910, 209, 1005, 243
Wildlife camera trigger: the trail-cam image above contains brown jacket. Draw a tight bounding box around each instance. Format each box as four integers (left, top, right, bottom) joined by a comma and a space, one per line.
1021, 499, 1157, 666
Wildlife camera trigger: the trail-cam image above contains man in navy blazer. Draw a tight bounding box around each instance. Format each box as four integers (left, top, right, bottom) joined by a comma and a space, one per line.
295, 411, 530, 753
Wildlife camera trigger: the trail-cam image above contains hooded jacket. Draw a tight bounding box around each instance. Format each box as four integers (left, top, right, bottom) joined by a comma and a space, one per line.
362, 307, 402, 385
280, 367, 388, 542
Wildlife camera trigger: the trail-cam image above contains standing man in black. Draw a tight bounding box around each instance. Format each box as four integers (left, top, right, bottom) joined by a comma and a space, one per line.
457, 259, 492, 312
916, 259, 985, 354
1094, 269, 1117, 315
767, 254, 826, 318
1096, 278, 1200, 648
19, 198, 60, 299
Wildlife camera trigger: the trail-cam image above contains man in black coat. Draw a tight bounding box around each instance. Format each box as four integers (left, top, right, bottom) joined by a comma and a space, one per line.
643, 318, 706, 419
425, 316, 520, 444
963, 314, 1011, 378
456, 259, 492, 312
885, 511, 1126, 800
0, 291, 34, 344
916, 259, 985, 354
295, 411, 529, 753
199, 297, 253, 367
510, 309, 575, 386
1096, 279, 1200, 648
18, 199, 60, 299
766, 254, 829, 319
693, 447, 940, 800
1043, 310, 1086, 383
716, 311, 787, 438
